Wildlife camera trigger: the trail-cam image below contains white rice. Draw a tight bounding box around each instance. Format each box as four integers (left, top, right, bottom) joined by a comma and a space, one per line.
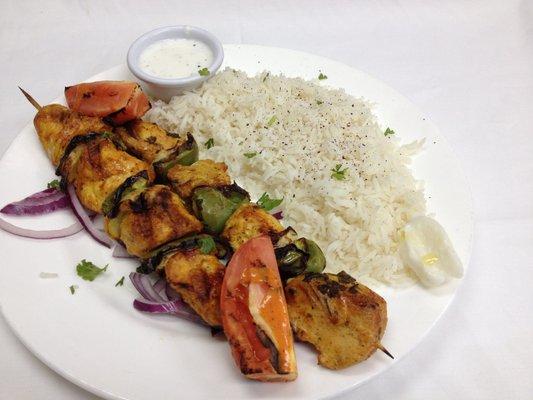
146, 68, 426, 287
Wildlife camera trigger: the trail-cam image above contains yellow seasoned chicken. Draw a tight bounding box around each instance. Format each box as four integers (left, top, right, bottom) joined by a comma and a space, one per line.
63, 137, 152, 213
114, 119, 184, 164
33, 104, 111, 166
167, 159, 231, 198
105, 185, 202, 258
221, 203, 284, 250
164, 248, 225, 327
284, 271, 388, 369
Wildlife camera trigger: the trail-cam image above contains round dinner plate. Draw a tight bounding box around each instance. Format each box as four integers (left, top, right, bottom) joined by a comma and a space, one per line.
0, 45, 472, 400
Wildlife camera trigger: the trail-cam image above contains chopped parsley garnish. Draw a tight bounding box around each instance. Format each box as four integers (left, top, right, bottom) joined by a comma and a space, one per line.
318, 72, 328, 80
198, 67, 210, 76
69, 285, 78, 295
76, 259, 108, 281
204, 138, 215, 149
316, 100, 324, 105
384, 127, 395, 136
198, 236, 216, 254
244, 152, 258, 159
331, 164, 348, 181
115, 276, 125, 287
267, 115, 278, 127
257, 192, 283, 211
262, 72, 270, 82
47, 179, 60, 189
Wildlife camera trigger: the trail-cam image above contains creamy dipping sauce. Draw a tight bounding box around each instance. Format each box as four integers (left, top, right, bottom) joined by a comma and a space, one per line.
139, 38, 213, 79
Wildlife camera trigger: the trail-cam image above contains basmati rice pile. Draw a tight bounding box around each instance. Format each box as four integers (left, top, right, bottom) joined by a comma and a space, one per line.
146, 68, 426, 287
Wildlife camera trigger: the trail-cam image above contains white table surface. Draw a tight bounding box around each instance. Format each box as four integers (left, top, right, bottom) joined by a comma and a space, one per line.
1, 1, 532, 399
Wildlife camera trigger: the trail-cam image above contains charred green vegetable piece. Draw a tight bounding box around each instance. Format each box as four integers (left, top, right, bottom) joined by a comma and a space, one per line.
191, 185, 250, 234
275, 238, 326, 280
154, 133, 199, 176
137, 233, 230, 274
101, 171, 149, 217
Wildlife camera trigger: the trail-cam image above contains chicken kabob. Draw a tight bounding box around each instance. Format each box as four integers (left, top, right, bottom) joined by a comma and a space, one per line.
20, 80, 390, 379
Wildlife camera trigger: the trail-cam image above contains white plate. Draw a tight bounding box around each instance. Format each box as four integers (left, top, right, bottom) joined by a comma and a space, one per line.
0, 45, 472, 400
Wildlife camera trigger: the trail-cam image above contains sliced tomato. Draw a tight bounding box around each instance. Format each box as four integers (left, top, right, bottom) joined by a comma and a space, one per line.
64, 81, 150, 125
220, 235, 297, 381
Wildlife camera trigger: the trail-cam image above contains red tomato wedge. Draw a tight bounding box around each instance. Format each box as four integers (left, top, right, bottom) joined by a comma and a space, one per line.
64, 81, 150, 125
220, 235, 297, 382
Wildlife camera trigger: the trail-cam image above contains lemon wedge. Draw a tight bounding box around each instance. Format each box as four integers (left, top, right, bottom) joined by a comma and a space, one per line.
399, 216, 463, 287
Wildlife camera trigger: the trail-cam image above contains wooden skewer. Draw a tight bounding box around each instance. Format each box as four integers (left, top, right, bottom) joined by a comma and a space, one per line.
18, 87, 42, 110
378, 344, 394, 359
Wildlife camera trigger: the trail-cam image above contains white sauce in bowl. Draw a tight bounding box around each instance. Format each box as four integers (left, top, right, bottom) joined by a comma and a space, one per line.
139, 38, 213, 79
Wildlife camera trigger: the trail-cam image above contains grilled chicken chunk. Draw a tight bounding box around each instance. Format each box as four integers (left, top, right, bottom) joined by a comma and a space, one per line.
105, 185, 202, 258
33, 104, 110, 166
164, 248, 225, 327
221, 204, 284, 250
167, 159, 231, 198
65, 138, 152, 213
114, 119, 184, 164
284, 272, 387, 369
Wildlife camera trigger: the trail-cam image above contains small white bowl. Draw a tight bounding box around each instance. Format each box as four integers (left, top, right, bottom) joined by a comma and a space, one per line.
127, 25, 224, 102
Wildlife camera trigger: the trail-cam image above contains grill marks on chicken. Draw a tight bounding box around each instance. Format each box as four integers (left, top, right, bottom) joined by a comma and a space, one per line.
33, 104, 110, 166
114, 120, 184, 164
105, 185, 202, 258
164, 248, 225, 327
222, 204, 284, 250
284, 272, 387, 369
167, 159, 231, 198
66, 138, 153, 213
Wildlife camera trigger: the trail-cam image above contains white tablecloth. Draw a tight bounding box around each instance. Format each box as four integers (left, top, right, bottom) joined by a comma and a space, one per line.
1, 1, 532, 399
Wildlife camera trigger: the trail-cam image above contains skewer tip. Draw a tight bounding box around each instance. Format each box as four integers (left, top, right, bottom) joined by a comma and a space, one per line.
378, 344, 394, 359
18, 86, 42, 110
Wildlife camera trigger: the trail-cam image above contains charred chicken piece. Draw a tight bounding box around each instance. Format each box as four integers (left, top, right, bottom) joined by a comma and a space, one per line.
167, 159, 231, 198
33, 104, 110, 166
105, 184, 202, 258
114, 119, 183, 164
164, 247, 225, 327
284, 271, 388, 369
221, 204, 284, 250
63, 137, 153, 213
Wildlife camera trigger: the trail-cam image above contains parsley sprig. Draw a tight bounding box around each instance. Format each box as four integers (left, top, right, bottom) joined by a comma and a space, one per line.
76, 259, 108, 281
318, 72, 328, 80
257, 192, 283, 211
244, 152, 258, 159
47, 179, 60, 189
115, 276, 125, 287
198, 67, 210, 76
204, 138, 215, 149
384, 127, 395, 137
267, 115, 277, 127
331, 164, 348, 181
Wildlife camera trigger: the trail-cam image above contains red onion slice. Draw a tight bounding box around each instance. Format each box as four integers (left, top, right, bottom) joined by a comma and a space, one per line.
112, 243, 134, 258
67, 184, 113, 248
129, 272, 206, 325
129, 272, 166, 302
133, 298, 206, 325
153, 278, 167, 296
1, 188, 69, 215
0, 217, 83, 239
